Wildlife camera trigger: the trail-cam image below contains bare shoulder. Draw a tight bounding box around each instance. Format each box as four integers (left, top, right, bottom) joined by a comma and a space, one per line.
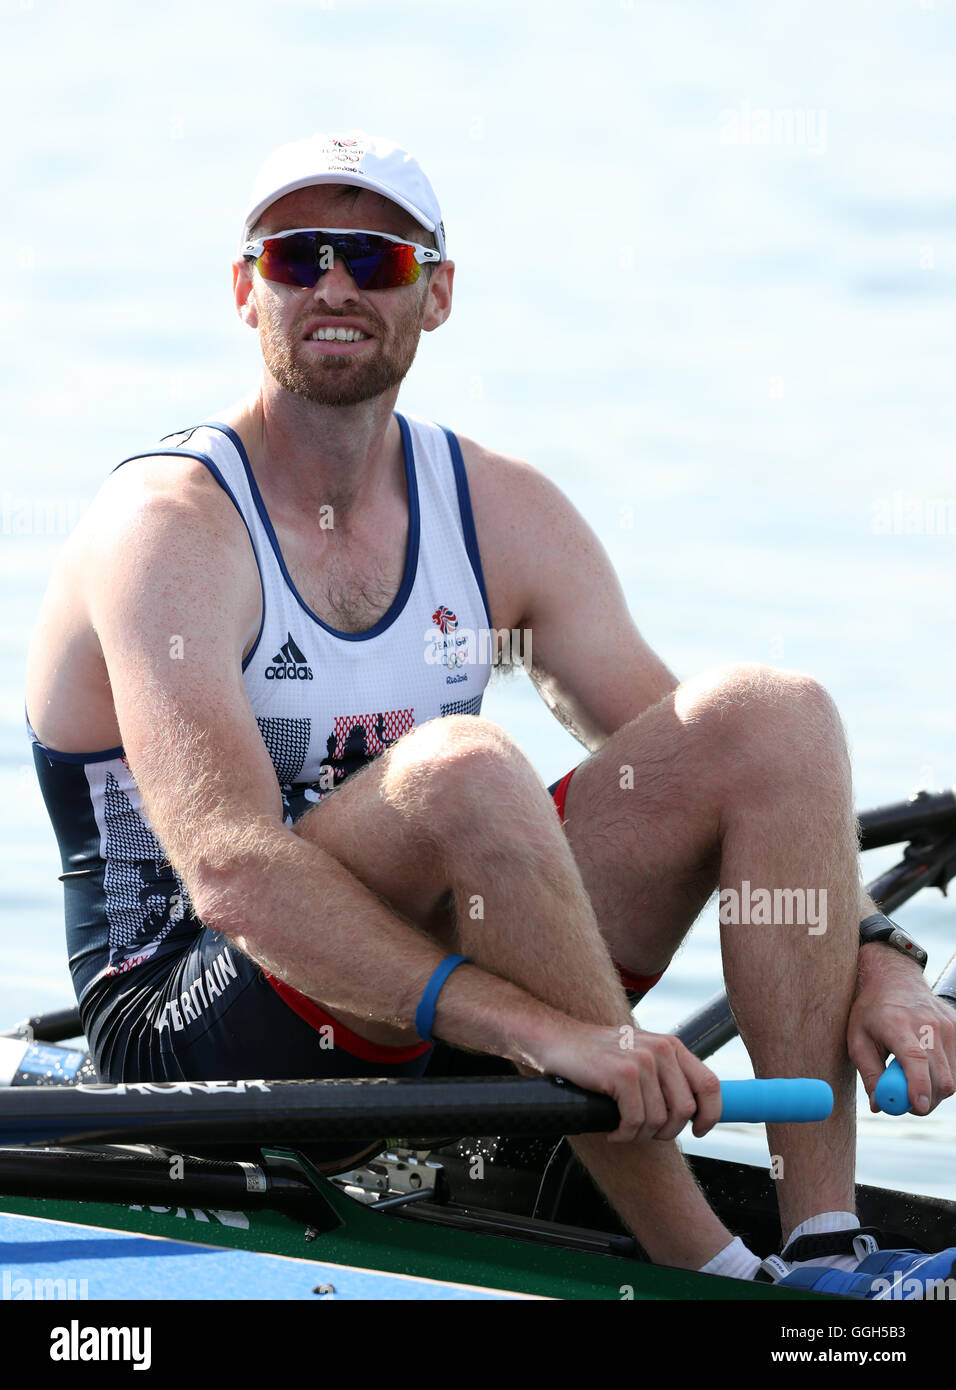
48, 450, 258, 639
27, 451, 260, 752
455, 433, 571, 516
83, 450, 248, 546
56, 451, 258, 613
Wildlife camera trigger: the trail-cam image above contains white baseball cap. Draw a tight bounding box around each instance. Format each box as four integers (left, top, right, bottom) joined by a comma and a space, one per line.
241, 130, 446, 260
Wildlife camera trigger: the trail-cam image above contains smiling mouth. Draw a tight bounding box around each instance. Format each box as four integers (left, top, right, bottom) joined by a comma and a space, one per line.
308, 327, 371, 342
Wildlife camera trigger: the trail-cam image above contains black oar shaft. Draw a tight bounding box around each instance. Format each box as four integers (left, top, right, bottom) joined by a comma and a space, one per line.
859, 788, 956, 850
0, 1075, 619, 1149
865, 831, 956, 914
2, 1008, 83, 1044
669, 989, 739, 1059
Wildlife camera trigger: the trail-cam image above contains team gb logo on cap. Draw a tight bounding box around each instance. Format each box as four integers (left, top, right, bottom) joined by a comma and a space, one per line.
324, 135, 366, 165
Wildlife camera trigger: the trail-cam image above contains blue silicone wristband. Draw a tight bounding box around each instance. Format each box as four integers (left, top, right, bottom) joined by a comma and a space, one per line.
414, 955, 470, 1042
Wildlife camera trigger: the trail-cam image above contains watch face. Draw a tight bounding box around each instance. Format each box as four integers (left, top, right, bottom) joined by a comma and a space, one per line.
860, 916, 927, 967
887, 928, 928, 966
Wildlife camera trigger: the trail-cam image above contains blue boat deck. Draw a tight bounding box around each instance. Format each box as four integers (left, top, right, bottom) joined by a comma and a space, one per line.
0, 1211, 529, 1300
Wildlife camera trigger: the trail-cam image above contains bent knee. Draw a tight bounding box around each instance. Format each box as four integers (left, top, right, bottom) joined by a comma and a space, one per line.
675, 663, 847, 784
390, 713, 519, 768
381, 714, 538, 817
676, 663, 840, 732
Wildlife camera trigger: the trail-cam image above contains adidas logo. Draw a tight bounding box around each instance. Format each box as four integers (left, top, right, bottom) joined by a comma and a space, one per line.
265, 633, 314, 681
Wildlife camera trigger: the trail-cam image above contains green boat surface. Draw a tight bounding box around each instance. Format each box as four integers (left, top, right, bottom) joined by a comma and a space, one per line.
0, 1151, 822, 1302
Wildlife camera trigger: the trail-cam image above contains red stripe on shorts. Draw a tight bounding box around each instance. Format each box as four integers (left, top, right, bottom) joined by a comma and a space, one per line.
614, 964, 665, 997
551, 767, 577, 823
264, 974, 433, 1063
550, 766, 665, 1000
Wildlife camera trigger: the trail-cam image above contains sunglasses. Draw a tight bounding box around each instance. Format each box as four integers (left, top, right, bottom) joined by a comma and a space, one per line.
242, 227, 441, 291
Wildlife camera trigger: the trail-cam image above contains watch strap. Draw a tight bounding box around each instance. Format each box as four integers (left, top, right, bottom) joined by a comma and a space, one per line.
859, 912, 928, 970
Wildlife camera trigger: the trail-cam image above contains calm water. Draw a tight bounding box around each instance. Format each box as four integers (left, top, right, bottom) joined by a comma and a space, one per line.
1, 0, 955, 1200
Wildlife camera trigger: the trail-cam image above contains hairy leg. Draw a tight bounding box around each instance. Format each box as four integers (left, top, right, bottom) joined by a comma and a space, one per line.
290, 714, 733, 1266
560, 664, 860, 1239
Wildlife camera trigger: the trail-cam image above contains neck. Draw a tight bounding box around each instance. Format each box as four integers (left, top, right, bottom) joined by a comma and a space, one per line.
231, 377, 405, 522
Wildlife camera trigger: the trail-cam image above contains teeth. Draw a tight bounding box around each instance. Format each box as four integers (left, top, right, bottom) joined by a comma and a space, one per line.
310, 327, 368, 342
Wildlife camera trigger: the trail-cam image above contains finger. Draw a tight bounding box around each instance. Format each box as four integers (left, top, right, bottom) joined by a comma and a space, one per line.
607, 1048, 669, 1144
921, 1026, 956, 1112
684, 1059, 722, 1137
847, 1030, 888, 1113
607, 1110, 642, 1143
894, 1046, 933, 1115
635, 1060, 669, 1143
652, 1051, 698, 1142
606, 1068, 646, 1144
937, 1024, 956, 1103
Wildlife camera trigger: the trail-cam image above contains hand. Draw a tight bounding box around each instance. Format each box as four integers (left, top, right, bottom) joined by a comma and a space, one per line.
531, 1021, 723, 1143
848, 944, 956, 1114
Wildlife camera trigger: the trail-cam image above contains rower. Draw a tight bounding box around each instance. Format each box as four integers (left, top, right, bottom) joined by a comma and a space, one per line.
25, 130, 956, 1298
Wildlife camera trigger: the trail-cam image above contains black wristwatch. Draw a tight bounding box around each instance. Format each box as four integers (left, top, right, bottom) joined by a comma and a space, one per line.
859, 912, 928, 970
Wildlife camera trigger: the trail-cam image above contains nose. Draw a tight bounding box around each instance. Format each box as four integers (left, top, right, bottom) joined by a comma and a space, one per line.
311, 254, 360, 308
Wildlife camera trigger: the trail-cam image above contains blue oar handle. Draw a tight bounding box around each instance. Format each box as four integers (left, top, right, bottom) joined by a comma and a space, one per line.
874, 1057, 911, 1115
718, 1078, 833, 1123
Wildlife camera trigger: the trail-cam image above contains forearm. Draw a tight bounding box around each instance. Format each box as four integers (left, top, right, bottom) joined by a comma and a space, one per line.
856, 937, 925, 990
190, 822, 576, 1068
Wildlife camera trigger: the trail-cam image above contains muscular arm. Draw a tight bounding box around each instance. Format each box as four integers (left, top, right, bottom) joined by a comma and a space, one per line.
20, 448, 729, 1145
79, 460, 609, 1071
461, 439, 676, 749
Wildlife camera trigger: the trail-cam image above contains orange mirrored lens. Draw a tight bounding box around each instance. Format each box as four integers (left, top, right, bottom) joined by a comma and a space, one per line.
253, 233, 423, 290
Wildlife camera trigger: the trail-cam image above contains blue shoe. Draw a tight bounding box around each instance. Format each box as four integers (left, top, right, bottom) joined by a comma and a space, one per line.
758, 1228, 956, 1300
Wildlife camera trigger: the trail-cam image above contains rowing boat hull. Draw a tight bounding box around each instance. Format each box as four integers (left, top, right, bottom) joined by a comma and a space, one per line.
5, 1141, 922, 1302
0, 1183, 816, 1302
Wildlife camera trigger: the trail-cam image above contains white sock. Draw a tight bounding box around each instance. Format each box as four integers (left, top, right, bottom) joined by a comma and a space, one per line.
784, 1211, 862, 1273
698, 1235, 761, 1280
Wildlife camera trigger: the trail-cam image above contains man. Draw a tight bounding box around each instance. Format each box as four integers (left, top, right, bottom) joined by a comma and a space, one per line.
26, 131, 956, 1296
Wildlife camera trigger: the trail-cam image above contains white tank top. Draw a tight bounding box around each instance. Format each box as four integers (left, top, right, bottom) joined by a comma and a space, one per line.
126, 411, 493, 819
30, 411, 493, 990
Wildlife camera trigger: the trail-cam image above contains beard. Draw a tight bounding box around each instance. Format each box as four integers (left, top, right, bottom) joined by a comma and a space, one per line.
256, 289, 427, 407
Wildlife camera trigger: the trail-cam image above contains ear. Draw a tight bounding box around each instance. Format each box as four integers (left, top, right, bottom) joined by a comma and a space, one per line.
422, 260, 454, 332
232, 258, 259, 329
